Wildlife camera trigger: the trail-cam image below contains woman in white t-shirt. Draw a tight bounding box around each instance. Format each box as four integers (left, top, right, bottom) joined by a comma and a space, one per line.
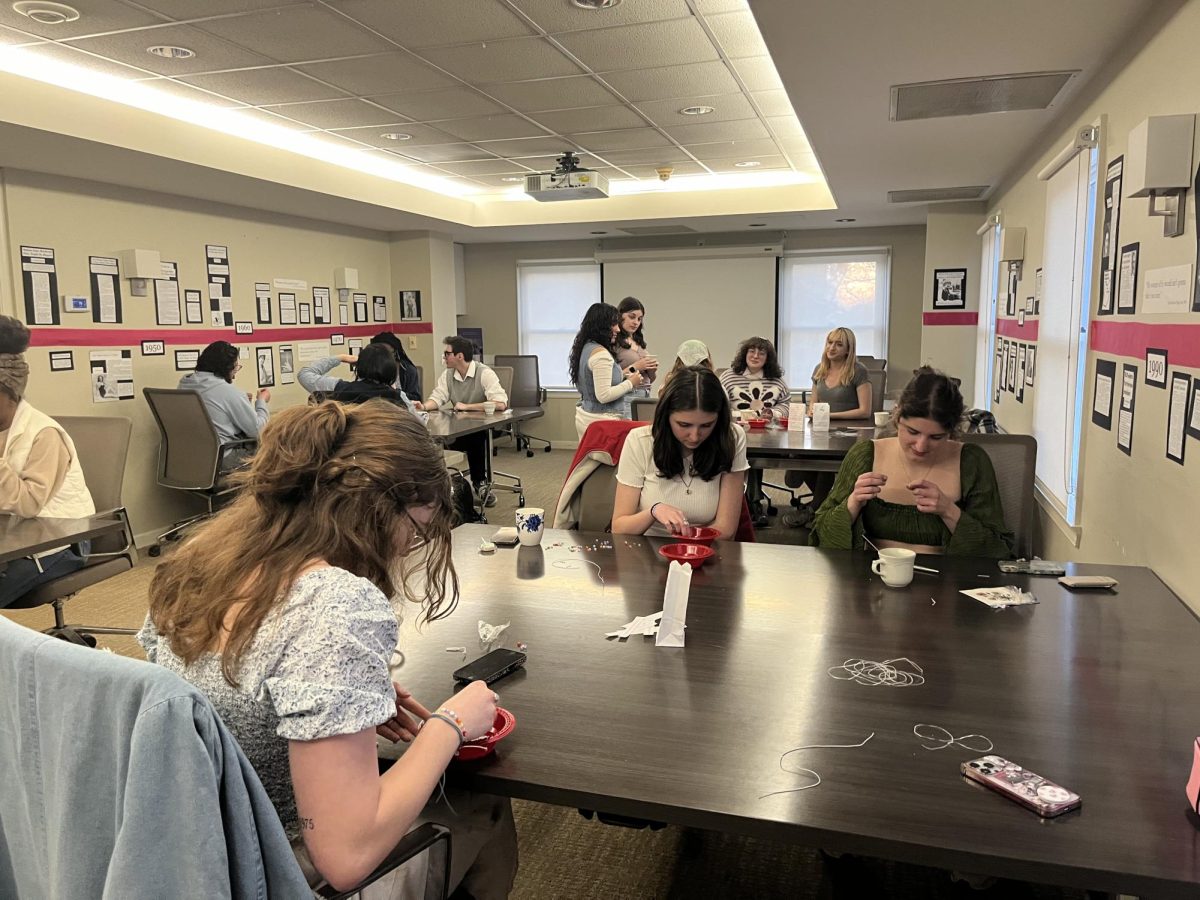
612, 366, 749, 540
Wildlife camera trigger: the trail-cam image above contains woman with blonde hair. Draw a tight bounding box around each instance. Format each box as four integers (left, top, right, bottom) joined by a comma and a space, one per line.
809, 327, 872, 419
139, 400, 517, 898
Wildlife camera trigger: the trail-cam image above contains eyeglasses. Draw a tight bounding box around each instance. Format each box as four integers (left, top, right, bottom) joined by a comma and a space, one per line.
442, 350, 454, 357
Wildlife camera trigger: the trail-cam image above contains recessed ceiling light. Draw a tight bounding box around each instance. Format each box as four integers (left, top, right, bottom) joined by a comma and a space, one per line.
733, 160, 762, 168
570, 0, 622, 8
147, 45, 195, 60
679, 105, 715, 116
748, 223, 767, 227
379, 132, 412, 141
12, 1, 79, 25
500, 176, 525, 183
835, 217, 857, 223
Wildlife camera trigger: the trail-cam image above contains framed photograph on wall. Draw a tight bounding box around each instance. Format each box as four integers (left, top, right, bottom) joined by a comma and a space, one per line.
256, 346, 275, 389
400, 290, 422, 321
932, 268, 967, 309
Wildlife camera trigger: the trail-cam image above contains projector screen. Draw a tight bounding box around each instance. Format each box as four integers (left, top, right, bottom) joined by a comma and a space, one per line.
601, 256, 777, 393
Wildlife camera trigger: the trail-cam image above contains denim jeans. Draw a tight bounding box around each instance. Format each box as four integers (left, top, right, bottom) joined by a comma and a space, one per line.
0, 540, 88, 609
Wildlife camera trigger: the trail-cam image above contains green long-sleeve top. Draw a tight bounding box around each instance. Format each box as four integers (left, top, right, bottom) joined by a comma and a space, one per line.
809, 440, 1015, 558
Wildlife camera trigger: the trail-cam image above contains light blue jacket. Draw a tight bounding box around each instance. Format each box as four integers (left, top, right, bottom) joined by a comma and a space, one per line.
177, 370, 269, 445
0, 617, 311, 899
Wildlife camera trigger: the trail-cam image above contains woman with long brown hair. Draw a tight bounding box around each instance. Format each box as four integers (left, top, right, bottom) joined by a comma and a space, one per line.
139, 399, 516, 898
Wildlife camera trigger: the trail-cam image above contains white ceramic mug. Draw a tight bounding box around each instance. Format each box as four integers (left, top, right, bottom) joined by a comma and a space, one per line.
871, 548, 916, 587
483, 401, 497, 415
874, 411, 891, 427
515, 507, 545, 546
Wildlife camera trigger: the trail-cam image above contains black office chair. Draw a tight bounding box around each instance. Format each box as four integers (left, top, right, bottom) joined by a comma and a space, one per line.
6, 416, 138, 646
493, 354, 551, 456
143, 388, 255, 556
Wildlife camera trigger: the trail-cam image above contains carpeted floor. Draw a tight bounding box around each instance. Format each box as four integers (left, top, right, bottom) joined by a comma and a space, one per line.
1, 445, 1086, 899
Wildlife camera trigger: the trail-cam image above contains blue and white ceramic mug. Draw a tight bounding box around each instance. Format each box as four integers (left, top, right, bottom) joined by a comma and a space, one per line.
515, 507, 545, 546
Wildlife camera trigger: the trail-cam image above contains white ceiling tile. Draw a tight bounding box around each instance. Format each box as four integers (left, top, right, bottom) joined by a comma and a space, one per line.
703, 10, 768, 58
703, 155, 790, 172
435, 158, 538, 176
480, 76, 618, 112
514, 153, 608, 171
335, 0, 535, 49
598, 60, 739, 102
435, 113, 550, 142
135, 77, 245, 107
258, 98, 401, 129
556, 19, 719, 72
751, 90, 796, 118
511, 0, 692, 33
126, 0, 311, 17
422, 37, 584, 83
368, 87, 507, 121
585, 147, 695, 166
766, 115, 807, 140
223, 106, 317, 131
530, 105, 646, 134
692, 0, 750, 12
0, 1, 162, 40
196, 6, 392, 64
326, 122, 462, 146
395, 143, 500, 163
619, 161, 708, 179
62, 24, 273, 76
472, 136, 581, 158
568, 127, 671, 152
179, 67, 349, 105
0, 24, 29, 45
18, 43, 156, 79
664, 118, 768, 144
296, 53, 457, 95
729, 56, 784, 92
469, 173, 540, 187
687, 138, 780, 160
634, 93, 755, 127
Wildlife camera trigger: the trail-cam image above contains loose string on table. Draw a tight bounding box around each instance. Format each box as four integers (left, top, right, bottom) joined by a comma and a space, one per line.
913, 723, 993, 753
758, 733, 876, 799
827, 657, 925, 687
551, 558, 606, 594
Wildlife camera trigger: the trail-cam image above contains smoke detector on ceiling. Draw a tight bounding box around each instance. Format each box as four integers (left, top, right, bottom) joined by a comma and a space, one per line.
570, 0, 622, 9
12, 1, 79, 24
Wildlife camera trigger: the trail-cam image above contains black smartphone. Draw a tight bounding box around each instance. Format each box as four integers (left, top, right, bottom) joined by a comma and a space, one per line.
453, 648, 527, 685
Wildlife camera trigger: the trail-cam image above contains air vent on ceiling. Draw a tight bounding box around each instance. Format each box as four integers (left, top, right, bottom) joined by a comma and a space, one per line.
890, 71, 1078, 121
616, 225, 697, 236
887, 186, 990, 204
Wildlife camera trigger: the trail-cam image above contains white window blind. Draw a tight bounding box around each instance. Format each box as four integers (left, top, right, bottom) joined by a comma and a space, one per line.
778, 250, 890, 384
973, 224, 1000, 410
517, 260, 601, 389
1032, 149, 1096, 524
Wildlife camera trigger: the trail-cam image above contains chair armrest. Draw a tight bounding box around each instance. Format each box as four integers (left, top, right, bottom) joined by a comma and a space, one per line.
80, 507, 136, 561
317, 822, 451, 900
538, 387, 547, 404
221, 438, 258, 450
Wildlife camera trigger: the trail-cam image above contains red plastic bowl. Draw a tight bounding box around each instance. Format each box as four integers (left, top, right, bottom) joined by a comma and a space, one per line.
676, 525, 720, 546
659, 543, 715, 568
454, 707, 516, 761
747, 418, 769, 430
778, 418, 789, 429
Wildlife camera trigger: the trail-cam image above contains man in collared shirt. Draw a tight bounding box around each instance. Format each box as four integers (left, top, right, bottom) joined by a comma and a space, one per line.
418, 336, 508, 505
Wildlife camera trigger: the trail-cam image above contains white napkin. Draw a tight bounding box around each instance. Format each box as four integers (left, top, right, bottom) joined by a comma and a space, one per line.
811, 402, 830, 432
606, 612, 663, 640
655, 560, 692, 647
478, 620, 510, 644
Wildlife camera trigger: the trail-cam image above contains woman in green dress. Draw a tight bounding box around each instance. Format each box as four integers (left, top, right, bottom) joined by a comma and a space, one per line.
810, 368, 1013, 557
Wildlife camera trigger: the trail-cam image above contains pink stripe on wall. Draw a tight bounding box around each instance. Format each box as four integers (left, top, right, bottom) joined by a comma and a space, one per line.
1089, 320, 1200, 368
996, 318, 1039, 341
28, 321, 433, 348
922, 311, 978, 326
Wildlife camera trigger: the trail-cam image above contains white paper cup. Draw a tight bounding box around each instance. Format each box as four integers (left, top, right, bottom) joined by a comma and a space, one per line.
483, 401, 497, 415
874, 411, 891, 427
516, 507, 545, 546
871, 548, 916, 587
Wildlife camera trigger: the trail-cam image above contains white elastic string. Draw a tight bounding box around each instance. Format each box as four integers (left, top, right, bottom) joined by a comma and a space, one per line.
827, 657, 925, 687
433, 772, 458, 816
758, 733, 876, 799
913, 723, 994, 753
551, 558, 606, 594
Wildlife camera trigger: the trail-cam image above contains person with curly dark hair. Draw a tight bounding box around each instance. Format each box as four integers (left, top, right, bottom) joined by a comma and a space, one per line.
720, 336, 791, 421
178, 340, 270, 471
569, 302, 643, 439
0, 315, 95, 608
614, 297, 657, 397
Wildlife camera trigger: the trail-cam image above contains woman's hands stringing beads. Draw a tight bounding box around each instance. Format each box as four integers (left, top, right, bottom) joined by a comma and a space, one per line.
650, 501, 689, 534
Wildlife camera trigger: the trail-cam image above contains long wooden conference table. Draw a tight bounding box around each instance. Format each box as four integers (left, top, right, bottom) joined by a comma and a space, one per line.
745, 419, 877, 471
387, 525, 1200, 898
0, 513, 127, 565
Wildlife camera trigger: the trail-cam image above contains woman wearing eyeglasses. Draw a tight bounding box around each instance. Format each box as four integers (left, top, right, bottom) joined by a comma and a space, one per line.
177, 340, 270, 470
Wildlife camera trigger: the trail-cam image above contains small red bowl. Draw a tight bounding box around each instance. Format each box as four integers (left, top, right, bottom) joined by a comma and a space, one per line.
747, 418, 769, 430
676, 525, 720, 546
659, 543, 715, 568
454, 707, 516, 761
778, 418, 789, 429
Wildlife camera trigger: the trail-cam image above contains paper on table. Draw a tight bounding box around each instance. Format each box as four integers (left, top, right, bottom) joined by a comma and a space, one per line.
656, 559, 692, 647
960, 586, 1039, 609
606, 612, 663, 640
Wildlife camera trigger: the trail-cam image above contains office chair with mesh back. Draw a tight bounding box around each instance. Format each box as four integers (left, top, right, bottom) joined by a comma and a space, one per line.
493, 354, 551, 456
6, 416, 138, 646
485, 366, 525, 506
143, 388, 255, 556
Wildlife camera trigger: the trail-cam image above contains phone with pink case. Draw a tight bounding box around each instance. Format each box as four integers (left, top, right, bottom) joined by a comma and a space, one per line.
962, 755, 1080, 818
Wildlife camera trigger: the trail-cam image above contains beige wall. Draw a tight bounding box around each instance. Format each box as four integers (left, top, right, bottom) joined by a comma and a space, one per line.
461, 225, 927, 442
0, 168, 431, 546
920, 203, 987, 399
983, 0, 1200, 609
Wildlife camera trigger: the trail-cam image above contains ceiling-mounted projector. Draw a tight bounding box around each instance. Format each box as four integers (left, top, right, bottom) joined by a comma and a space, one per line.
525, 151, 609, 201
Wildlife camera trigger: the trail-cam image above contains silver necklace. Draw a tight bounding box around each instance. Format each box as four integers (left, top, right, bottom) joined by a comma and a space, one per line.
680, 463, 697, 495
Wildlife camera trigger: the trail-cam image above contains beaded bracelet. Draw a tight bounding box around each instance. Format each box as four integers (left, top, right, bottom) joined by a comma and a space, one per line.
428, 708, 467, 745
